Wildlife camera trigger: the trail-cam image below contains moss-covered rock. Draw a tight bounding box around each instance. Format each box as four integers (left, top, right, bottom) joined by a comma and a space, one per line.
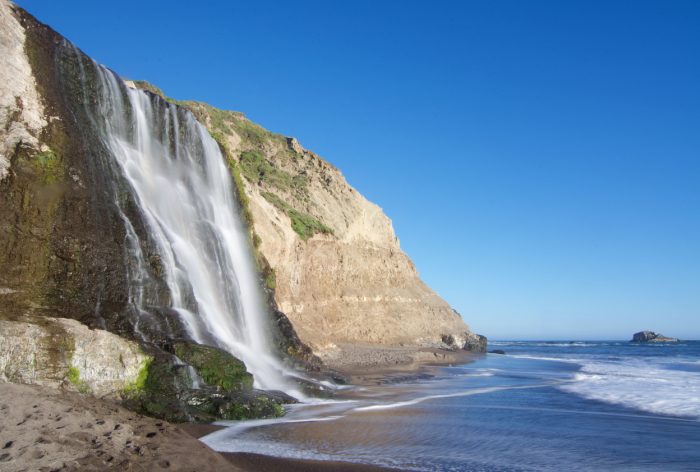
123, 341, 291, 423
184, 390, 286, 421
172, 341, 253, 392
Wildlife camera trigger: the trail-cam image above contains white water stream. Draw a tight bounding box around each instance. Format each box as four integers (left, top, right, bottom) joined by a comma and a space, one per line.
75, 51, 302, 397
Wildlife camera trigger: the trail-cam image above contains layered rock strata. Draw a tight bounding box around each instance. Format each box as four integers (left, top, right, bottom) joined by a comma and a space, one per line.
180, 102, 485, 362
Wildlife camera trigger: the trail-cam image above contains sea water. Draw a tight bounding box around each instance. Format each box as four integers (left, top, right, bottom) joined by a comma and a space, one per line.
203, 341, 700, 471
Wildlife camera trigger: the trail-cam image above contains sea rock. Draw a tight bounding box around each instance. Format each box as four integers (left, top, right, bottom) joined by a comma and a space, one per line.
631, 331, 679, 343
489, 349, 506, 355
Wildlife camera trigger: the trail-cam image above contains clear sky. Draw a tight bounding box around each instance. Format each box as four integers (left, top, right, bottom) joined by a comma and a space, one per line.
16, 0, 700, 340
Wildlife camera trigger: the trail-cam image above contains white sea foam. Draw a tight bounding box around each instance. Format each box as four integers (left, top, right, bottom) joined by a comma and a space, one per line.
561, 358, 700, 419
490, 341, 600, 347
509, 354, 584, 363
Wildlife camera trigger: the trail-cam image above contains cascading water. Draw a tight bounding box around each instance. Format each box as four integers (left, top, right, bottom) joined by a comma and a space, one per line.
69, 47, 303, 397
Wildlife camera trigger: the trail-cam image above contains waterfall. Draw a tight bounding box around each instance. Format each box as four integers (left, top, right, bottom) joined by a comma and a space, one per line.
70, 48, 302, 397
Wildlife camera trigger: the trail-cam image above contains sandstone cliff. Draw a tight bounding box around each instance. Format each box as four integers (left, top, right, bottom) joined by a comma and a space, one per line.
176, 102, 485, 362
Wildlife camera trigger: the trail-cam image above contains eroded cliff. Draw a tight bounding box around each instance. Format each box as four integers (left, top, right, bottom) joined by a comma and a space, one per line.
1, 0, 483, 400
176, 102, 485, 363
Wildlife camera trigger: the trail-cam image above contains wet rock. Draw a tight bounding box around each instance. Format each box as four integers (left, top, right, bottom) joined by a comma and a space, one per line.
489, 349, 506, 355
170, 341, 253, 392
122, 342, 292, 423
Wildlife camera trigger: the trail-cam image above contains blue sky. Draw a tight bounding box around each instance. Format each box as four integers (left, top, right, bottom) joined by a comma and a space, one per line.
17, 0, 700, 339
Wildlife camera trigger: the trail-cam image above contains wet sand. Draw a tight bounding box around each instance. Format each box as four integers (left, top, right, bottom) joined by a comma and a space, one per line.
222, 452, 401, 472
180, 423, 401, 471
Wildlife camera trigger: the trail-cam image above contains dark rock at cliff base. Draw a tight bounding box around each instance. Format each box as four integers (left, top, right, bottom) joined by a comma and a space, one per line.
463, 334, 488, 353
122, 340, 294, 423
489, 349, 506, 355
631, 331, 679, 343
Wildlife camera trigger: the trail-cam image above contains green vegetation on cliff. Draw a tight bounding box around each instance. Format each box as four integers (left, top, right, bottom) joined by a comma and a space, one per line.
33, 150, 61, 184
131, 80, 165, 98
129, 82, 332, 245
240, 150, 307, 192
262, 191, 333, 241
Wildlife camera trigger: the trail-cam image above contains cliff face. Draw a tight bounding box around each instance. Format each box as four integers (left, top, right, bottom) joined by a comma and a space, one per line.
1, 0, 483, 387
0, 1, 290, 420
179, 103, 483, 360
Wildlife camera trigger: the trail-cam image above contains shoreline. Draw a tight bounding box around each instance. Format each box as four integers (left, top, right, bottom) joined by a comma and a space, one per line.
180, 425, 400, 472
181, 352, 481, 471
0, 350, 477, 471
319, 343, 482, 377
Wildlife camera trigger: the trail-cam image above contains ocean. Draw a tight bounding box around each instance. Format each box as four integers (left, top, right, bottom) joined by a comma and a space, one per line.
202, 341, 700, 471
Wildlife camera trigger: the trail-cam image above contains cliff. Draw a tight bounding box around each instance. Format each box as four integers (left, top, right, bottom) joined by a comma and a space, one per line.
0, 0, 292, 421
0, 0, 482, 407
176, 102, 484, 363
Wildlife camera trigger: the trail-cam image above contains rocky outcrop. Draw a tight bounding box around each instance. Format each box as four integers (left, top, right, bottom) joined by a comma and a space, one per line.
124, 340, 291, 423
631, 331, 679, 343
0, 317, 150, 397
0, 314, 288, 422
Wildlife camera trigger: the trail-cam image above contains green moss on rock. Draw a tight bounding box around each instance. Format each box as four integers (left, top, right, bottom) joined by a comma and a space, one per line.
218, 394, 285, 420
172, 341, 253, 392
66, 366, 90, 393
121, 356, 153, 395
122, 344, 289, 423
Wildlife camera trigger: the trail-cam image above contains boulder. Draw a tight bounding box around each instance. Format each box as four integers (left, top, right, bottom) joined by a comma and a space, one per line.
0, 316, 151, 397
122, 340, 293, 423
463, 333, 488, 353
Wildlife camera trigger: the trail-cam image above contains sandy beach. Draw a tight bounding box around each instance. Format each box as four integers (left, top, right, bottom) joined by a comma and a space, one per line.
0, 382, 240, 471
0, 381, 401, 471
